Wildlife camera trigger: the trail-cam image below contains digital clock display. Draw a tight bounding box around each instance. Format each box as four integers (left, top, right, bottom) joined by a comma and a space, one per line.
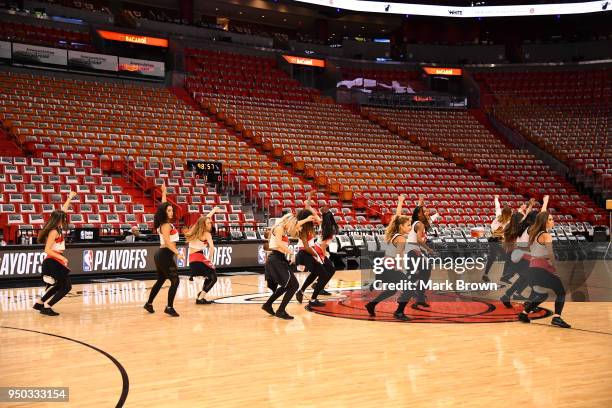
186, 160, 222, 184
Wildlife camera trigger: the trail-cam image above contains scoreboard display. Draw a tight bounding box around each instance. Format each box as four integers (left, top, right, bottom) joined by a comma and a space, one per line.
186, 160, 222, 184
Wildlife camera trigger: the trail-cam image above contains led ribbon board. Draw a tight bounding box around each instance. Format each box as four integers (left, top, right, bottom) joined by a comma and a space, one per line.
283, 55, 326, 67
293, 1, 611, 17
423, 67, 463, 76
97, 30, 169, 47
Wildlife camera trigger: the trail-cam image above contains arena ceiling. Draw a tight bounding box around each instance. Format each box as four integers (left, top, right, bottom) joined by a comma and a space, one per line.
126, 0, 611, 39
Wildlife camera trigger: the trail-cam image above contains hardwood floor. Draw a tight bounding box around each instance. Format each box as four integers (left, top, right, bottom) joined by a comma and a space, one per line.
1, 270, 611, 407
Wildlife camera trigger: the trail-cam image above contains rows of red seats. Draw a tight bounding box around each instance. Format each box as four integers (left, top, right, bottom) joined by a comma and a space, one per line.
0, 72, 278, 240
474, 69, 611, 104
0, 156, 155, 242
184, 48, 575, 229
475, 68, 611, 199
185, 49, 318, 102
365, 107, 606, 224
0, 21, 93, 51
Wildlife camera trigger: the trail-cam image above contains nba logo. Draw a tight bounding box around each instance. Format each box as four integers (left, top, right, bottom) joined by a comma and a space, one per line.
177, 248, 186, 268
83, 250, 93, 272
257, 245, 266, 265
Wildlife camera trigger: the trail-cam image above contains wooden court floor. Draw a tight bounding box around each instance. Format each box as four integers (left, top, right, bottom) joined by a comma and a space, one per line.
1, 269, 611, 408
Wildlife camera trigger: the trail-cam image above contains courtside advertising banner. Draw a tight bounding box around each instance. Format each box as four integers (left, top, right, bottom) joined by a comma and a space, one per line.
68, 50, 118, 72
118, 57, 165, 78
12, 43, 68, 66
0, 41, 11, 60
0, 241, 266, 279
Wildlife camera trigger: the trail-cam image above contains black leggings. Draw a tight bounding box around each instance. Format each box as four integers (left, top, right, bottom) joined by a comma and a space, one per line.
264, 251, 298, 313
524, 267, 566, 315
483, 240, 503, 276
297, 251, 334, 300
370, 268, 414, 314
414, 260, 432, 303
190, 261, 217, 293
40, 258, 72, 307
503, 257, 530, 298
147, 248, 179, 308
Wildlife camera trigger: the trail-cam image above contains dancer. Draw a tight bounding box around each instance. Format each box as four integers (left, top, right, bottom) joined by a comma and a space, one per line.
410, 195, 436, 307
295, 192, 334, 309
313, 205, 340, 297
262, 226, 272, 287
482, 195, 513, 283
499, 212, 531, 307
411, 195, 441, 235
518, 201, 529, 216
500, 196, 549, 308
496, 198, 536, 305
365, 194, 413, 321
517, 195, 549, 244
517, 211, 571, 328
303, 192, 337, 297
294, 207, 328, 308
33, 191, 76, 316
144, 183, 181, 317
185, 207, 220, 305
499, 198, 536, 283
261, 213, 313, 319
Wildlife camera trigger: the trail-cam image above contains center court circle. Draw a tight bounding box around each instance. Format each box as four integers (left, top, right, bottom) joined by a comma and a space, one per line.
215, 288, 552, 323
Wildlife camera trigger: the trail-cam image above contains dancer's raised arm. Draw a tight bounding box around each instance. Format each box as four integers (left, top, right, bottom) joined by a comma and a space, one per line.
61, 191, 77, 212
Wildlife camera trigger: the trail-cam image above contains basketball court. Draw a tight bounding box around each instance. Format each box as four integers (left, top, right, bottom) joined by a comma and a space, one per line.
0, 0, 611, 407
2, 267, 611, 407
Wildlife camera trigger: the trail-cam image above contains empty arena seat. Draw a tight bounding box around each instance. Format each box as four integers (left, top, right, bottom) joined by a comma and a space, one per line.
0, 153, 158, 240
475, 68, 610, 214
0, 21, 93, 51
363, 106, 606, 224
